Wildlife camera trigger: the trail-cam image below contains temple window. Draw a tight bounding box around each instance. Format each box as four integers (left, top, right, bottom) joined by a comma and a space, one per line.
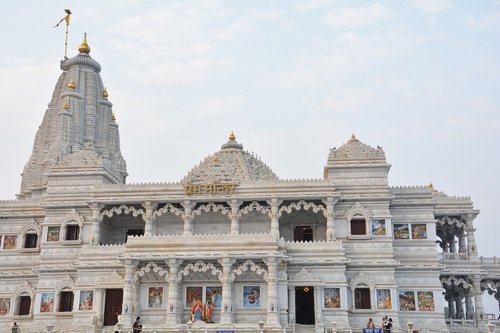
354, 288, 371, 309
65, 224, 80, 241
24, 233, 38, 248
350, 218, 367, 235
17, 295, 31, 315
294, 226, 313, 242
59, 290, 74, 312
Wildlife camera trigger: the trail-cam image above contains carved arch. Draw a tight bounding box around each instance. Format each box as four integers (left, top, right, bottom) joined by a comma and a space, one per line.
346, 202, 370, 222
441, 276, 473, 292
277, 200, 327, 218
349, 271, 375, 290
132, 262, 170, 285
61, 209, 85, 241
178, 261, 223, 282
19, 219, 41, 249
100, 205, 146, 220
13, 282, 35, 299
153, 203, 184, 219
55, 275, 75, 294
191, 202, 230, 220
237, 202, 271, 219
230, 260, 268, 282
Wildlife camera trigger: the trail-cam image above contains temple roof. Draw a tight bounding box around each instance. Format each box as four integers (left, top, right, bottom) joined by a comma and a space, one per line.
326, 134, 387, 165
183, 133, 279, 183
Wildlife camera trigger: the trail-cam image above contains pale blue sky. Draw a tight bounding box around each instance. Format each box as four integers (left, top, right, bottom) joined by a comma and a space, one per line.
0, 0, 499, 311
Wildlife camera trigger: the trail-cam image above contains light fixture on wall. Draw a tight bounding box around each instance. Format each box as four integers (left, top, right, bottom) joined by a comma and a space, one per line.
303, 287, 310, 292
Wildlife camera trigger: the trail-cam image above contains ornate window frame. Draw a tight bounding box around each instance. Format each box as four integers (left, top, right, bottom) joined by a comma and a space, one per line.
12, 282, 35, 317
60, 209, 84, 244
349, 272, 375, 312
19, 219, 41, 252
54, 275, 75, 313
346, 202, 371, 239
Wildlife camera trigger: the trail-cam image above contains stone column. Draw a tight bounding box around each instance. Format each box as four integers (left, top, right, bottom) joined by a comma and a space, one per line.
267, 198, 282, 239
458, 232, 467, 254
230, 199, 240, 235
449, 237, 457, 254
219, 257, 235, 324
266, 257, 280, 326
447, 292, 455, 319
89, 203, 103, 245
473, 276, 486, 323
94, 288, 105, 326
120, 260, 137, 328
288, 287, 296, 324
314, 286, 323, 328
465, 214, 479, 258
182, 200, 194, 235
455, 289, 464, 319
465, 291, 474, 320
166, 258, 182, 325
322, 197, 338, 240
142, 201, 158, 237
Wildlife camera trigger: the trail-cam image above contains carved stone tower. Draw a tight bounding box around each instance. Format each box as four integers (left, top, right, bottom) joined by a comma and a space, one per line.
19, 34, 127, 199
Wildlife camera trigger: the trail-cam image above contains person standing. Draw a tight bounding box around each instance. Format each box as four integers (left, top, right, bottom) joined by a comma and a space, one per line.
385, 318, 393, 333
382, 316, 388, 332
133, 316, 142, 333
12, 323, 20, 333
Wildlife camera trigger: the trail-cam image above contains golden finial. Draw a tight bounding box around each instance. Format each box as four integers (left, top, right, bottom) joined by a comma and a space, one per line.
428, 181, 434, 189
229, 131, 236, 141
78, 33, 91, 54
351, 133, 356, 140
111, 113, 116, 121
63, 101, 69, 110
67, 79, 76, 90
102, 87, 109, 98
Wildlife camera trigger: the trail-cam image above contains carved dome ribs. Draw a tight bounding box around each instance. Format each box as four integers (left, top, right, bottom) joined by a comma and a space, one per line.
183, 135, 278, 183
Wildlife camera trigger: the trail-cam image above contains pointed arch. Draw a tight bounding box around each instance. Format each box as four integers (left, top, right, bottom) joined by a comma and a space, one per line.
237, 201, 271, 219
191, 202, 230, 220
61, 209, 85, 241
132, 261, 169, 285
153, 203, 184, 219
178, 261, 222, 282
20, 219, 41, 249
230, 259, 268, 282
346, 202, 370, 221
277, 200, 326, 218
55, 275, 75, 294
100, 205, 145, 220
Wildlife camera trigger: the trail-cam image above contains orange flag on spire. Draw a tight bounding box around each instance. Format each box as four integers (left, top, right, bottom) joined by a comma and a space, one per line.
54, 9, 71, 28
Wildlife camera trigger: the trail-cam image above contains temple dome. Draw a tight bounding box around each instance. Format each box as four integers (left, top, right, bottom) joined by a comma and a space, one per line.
183, 133, 278, 183
326, 134, 386, 165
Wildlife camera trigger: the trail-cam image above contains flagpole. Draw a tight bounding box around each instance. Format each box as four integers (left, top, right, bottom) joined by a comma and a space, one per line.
64, 21, 69, 59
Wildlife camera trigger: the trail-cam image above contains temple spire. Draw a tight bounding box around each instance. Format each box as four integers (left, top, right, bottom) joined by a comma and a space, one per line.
229, 130, 236, 141
79, 33, 91, 54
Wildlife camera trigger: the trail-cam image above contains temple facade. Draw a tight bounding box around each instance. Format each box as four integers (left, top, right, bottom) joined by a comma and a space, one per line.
0, 35, 499, 333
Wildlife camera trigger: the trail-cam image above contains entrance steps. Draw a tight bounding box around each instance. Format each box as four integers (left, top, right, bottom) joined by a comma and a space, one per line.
294, 324, 316, 333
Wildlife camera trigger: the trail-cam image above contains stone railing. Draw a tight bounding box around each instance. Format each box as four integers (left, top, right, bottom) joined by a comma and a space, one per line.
126, 232, 277, 246
79, 243, 125, 255
284, 239, 343, 250
441, 252, 468, 261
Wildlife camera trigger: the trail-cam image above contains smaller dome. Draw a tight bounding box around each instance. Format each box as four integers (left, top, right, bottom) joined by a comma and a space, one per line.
184, 134, 278, 183
327, 135, 386, 165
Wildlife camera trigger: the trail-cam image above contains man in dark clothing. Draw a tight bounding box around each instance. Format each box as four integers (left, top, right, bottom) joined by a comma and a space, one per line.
133, 316, 142, 333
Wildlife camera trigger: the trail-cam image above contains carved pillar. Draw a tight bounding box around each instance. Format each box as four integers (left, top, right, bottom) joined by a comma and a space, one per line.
230, 199, 240, 235
314, 286, 323, 326
322, 197, 338, 240
266, 257, 280, 326
120, 260, 137, 327
473, 276, 485, 322
447, 291, 455, 319
89, 203, 103, 245
95, 288, 104, 325
267, 198, 282, 239
465, 214, 478, 258
288, 287, 296, 324
455, 289, 464, 319
449, 236, 457, 254
219, 257, 235, 324
142, 201, 157, 237
458, 232, 467, 254
166, 258, 182, 325
465, 291, 474, 320
182, 200, 194, 235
